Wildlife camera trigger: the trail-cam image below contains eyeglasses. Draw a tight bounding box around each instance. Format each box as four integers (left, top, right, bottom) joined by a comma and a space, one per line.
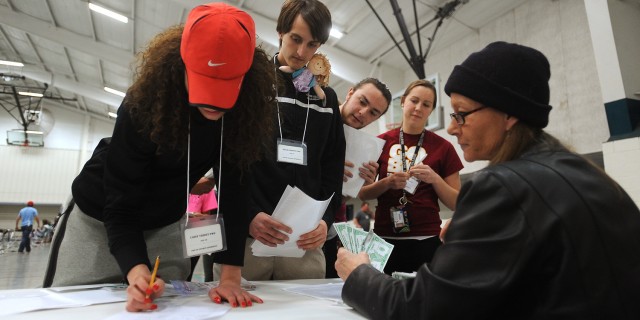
450, 106, 486, 125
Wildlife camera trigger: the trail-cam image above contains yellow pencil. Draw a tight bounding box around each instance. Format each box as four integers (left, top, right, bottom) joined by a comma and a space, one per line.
146, 256, 160, 299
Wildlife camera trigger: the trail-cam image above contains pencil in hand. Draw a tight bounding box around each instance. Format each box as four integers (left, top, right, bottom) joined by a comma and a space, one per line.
146, 256, 160, 300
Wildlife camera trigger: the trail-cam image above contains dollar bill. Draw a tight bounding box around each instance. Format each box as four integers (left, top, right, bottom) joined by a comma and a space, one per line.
332, 222, 393, 272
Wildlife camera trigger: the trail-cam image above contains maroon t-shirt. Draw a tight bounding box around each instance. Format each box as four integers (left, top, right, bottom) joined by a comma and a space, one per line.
374, 128, 463, 238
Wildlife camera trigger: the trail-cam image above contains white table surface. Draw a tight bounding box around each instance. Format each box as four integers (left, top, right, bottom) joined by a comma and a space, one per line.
4, 279, 366, 319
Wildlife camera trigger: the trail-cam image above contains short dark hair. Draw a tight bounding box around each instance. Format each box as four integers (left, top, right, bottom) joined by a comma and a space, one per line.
353, 78, 392, 115
277, 0, 331, 44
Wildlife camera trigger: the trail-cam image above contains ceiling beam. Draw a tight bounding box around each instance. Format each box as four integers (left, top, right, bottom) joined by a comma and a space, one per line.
19, 66, 123, 108
0, 5, 133, 66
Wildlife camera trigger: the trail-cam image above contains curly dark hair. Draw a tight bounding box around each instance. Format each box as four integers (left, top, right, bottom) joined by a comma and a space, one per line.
125, 25, 276, 170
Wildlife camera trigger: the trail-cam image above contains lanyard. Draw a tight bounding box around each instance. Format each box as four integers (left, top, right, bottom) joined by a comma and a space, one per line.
274, 54, 310, 144
398, 127, 425, 205
185, 114, 224, 227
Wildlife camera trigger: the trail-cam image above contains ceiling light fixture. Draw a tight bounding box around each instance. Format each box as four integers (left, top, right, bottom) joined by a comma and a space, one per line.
108, 111, 118, 118
104, 86, 126, 97
0, 60, 24, 67
18, 92, 44, 98
89, 3, 129, 23
330, 28, 344, 39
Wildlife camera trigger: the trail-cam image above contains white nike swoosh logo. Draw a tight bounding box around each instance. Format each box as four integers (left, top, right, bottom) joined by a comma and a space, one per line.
208, 61, 226, 67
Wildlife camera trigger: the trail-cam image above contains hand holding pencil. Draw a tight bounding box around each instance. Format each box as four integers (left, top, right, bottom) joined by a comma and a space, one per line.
146, 256, 160, 300
125, 257, 165, 312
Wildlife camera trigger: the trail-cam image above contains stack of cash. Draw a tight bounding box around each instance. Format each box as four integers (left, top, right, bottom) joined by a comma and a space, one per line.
333, 222, 394, 272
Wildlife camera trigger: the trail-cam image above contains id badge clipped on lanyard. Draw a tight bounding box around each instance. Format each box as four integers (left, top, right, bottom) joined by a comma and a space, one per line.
390, 197, 410, 233
180, 214, 227, 258
277, 138, 308, 165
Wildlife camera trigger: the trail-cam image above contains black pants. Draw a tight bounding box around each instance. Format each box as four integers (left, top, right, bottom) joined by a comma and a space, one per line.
323, 236, 339, 278
383, 236, 441, 274
202, 254, 215, 282
18, 225, 33, 252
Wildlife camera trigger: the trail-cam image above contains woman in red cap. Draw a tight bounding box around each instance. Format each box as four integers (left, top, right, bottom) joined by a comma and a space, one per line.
44, 3, 276, 312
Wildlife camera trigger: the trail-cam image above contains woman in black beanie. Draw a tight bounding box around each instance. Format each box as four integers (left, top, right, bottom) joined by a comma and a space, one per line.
335, 41, 640, 319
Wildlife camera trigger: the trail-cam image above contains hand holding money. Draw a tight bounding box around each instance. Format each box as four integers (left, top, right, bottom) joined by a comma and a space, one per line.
333, 222, 394, 273
335, 248, 370, 280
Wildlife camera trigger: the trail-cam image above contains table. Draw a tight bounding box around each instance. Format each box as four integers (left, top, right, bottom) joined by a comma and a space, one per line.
5, 279, 366, 319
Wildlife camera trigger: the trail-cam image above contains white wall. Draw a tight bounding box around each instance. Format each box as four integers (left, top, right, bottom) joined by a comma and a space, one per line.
0, 103, 114, 205
603, 138, 640, 208
608, 0, 640, 99
369, 0, 608, 175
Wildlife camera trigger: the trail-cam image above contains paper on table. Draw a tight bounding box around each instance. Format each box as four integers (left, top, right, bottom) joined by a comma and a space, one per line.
0, 287, 127, 316
251, 185, 334, 257
48, 283, 125, 292
283, 282, 344, 302
342, 125, 385, 198
104, 295, 230, 320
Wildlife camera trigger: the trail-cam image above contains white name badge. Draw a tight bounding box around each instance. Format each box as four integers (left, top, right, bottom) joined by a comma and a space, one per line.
277, 138, 308, 165
403, 176, 420, 194
180, 215, 227, 258
184, 224, 223, 256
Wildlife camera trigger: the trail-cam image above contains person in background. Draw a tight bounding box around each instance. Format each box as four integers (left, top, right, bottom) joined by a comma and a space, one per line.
340, 77, 393, 186
336, 41, 640, 319
353, 201, 373, 231
358, 79, 463, 274
15, 200, 40, 253
44, 3, 276, 312
324, 77, 392, 278
33, 219, 54, 243
241, 0, 345, 281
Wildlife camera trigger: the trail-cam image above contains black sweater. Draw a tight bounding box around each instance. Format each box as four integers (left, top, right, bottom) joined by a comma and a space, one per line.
248, 59, 345, 229
72, 104, 249, 277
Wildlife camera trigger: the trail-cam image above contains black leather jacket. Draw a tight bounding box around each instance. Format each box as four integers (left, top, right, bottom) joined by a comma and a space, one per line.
343, 136, 640, 319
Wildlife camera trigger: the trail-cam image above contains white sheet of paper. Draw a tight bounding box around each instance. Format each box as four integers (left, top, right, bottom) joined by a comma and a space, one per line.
104, 296, 230, 320
283, 282, 344, 302
342, 125, 385, 198
251, 185, 334, 257
0, 287, 126, 317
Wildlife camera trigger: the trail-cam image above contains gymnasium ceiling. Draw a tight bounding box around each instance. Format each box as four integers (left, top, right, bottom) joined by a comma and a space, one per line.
0, 0, 528, 124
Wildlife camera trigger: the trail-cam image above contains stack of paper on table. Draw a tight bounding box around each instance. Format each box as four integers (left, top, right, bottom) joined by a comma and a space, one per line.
0, 284, 127, 317
251, 185, 333, 257
342, 124, 385, 198
333, 222, 394, 272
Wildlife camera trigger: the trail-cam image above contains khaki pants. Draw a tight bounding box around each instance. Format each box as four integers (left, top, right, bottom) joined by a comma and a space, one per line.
46, 204, 190, 286
214, 238, 325, 281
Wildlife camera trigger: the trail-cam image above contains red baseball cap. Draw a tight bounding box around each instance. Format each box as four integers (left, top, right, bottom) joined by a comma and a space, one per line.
181, 3, 256, 110
27, 201, 34, 206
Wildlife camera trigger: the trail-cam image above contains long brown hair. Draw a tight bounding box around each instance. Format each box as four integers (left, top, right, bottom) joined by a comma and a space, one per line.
489, 122, 541, 165
125, 25, 276, 170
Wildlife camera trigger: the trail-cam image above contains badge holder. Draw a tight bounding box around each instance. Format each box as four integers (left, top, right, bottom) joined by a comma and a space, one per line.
181, 214, 227, 258
277, 138, 308, 165
403, 176, 420, 194
390, 195, 410, 233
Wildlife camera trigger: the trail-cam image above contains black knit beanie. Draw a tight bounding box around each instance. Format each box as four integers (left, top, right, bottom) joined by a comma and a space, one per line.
444, 41, 552, 128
